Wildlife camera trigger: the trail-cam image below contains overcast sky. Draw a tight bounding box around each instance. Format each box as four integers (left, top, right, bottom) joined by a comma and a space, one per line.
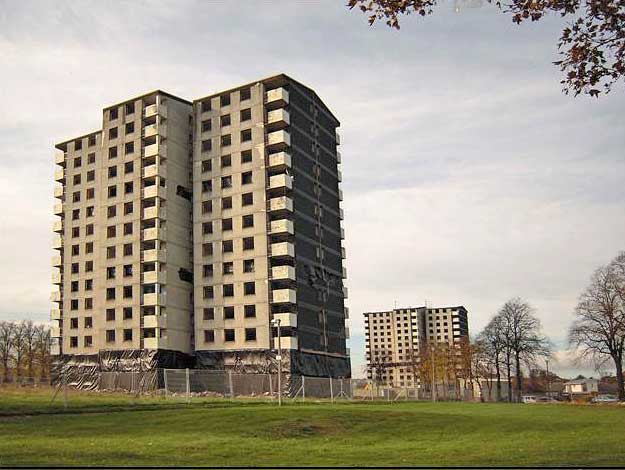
0, 1, 623, 378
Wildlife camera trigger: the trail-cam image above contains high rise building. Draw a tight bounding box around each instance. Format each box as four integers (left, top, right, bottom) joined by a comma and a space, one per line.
51, 74, 350, 378
363, 306, 469, 386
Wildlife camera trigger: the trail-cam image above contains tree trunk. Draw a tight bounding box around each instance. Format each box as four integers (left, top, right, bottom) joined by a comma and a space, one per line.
495, 357, 501, 401
515, 352, 522, 403
613, 352, 625, 402
506, 354, 512, 403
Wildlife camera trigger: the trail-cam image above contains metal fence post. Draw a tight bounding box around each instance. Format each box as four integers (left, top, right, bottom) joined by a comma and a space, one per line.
132, 371, 137, 403
163, 369, 169, 398
185, 368, 190, 404
63, 375, 68, 410
302, 376, 305, 402
329, 377, 334, 404
228, 370, 234, 399
268, 372, 273, 400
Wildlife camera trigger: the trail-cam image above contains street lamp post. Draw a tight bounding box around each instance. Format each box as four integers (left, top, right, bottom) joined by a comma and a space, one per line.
271, 318, 282, 406
546, 359, 551, 398
431, 344, 436, 402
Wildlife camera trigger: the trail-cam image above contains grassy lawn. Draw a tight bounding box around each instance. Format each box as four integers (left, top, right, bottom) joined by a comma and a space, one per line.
1, 388, 624, 467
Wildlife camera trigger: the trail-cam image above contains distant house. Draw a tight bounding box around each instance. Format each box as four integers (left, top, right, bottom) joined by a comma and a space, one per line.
545, 382, 565, 398
564, 378, 599, 395
458, 378, 511, 402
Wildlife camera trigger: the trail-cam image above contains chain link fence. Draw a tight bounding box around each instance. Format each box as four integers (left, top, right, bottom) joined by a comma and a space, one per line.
1, 371, 481, 405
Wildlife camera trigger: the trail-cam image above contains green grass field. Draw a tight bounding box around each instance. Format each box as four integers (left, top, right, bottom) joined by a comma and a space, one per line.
1, 387, 624, 467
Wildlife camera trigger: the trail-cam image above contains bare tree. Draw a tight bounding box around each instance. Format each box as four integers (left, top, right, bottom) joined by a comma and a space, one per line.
498, 298, 551, 402
22, 321, 37, 379
417, 343, 437, 398
404, 346, 421, 390
478, 317, 505, 401
0, 321, 51, 382
35, 325, 51, 380
456, 336, 474, 399
368, 348, 394, 393
469, 339, 498, 401
348, 0, 625, 97
569, 257, 625, 401
0, 322, 13, 382
12, 322, 27, 379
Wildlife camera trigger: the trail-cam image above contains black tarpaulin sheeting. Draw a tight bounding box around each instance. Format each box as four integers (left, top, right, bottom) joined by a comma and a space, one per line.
52, 349, 193, 390
195, 349, 351, 378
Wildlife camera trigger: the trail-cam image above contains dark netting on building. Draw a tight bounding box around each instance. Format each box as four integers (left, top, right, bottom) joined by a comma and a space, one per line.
195, 349, 351, 379
195, 350, 275, 374
52, 349, 193, 390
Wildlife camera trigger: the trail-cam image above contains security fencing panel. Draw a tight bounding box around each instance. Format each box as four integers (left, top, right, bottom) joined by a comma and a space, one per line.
290, 375, 304, 399
230, 373, 274, 397
99, 371, 162, 393
164, 370, 275, 399
189, 370, 229, 396
0, 376, 52, 387
299, 376, 331, 399
332, 378, 353, 399
294, 376, 353, 401
163, 368, 191, 398
351, 379, 372, 400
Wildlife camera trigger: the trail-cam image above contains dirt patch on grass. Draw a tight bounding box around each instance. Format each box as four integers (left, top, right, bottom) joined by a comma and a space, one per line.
265, 419, 344, 439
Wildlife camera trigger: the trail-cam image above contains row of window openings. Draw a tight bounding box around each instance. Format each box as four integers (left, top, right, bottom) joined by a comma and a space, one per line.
370, 353, 413, 360
199, 88, 251, 113
69, 170, 249, 204
201, 173, 252, 192
200, 108, 252, 133
70, 135, 97, 151
67, 200, 135, 222
108, 102, 137, 121
69, 141, 159, 170
372, 323, 414, 329
66, 243, 156, 273
67, 241, 135, 258
203, 328, 257, 343
68, 180, 133, 203
200, 237, 260, 257
201, 214, 255, 232
68, 285, 135, 305
66, 263, 133, 293
370, 316, 415, 322
68, 329, 133, 348
202, 282, 257, 298
69, 218, 136, 239
67, 180, 159, 207
199, 237, 255, 253
105, 141, 137, 159
106, 121, 138, 141
202, 259, 255, 277
200, 193, 254, 213
373, 329, 414, 336
201, 150, 253, 172
64, 157, 135, 185
69, 153, 96, 169
68, 310, 142, 328
200, 128, 252, 152
373, 340, 416, 347
202, 305, 256, 320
